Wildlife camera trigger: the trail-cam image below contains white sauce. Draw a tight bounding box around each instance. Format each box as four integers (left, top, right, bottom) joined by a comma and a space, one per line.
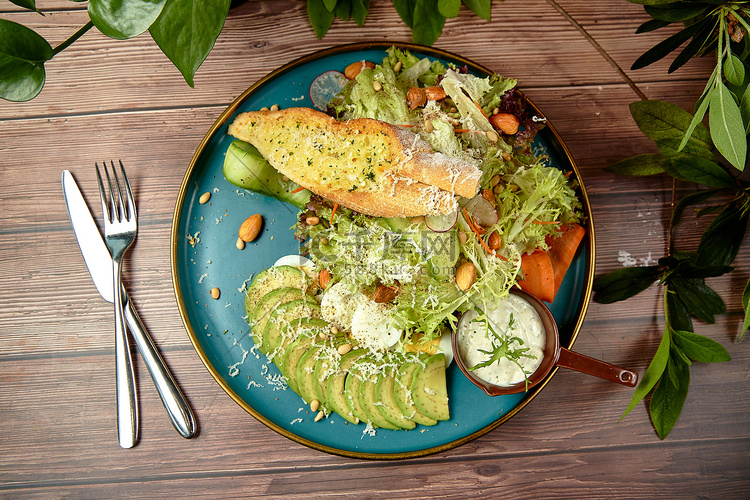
457, 295, 546, 386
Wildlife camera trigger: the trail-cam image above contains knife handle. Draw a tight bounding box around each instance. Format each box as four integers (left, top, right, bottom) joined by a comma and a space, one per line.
123, 289, 197, 439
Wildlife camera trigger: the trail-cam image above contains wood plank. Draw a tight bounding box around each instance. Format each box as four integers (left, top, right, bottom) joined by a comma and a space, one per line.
0, 0, 713, 120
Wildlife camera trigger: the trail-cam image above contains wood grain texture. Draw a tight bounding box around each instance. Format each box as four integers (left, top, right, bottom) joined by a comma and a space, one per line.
1, 0, 749, 498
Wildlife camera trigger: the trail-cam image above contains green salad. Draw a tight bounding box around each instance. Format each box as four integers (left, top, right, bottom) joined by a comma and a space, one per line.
225, 47, 583, 358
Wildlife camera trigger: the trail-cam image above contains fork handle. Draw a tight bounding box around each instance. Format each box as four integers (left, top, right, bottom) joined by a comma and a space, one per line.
123, 289, 197, 439
113, 260, 138, 449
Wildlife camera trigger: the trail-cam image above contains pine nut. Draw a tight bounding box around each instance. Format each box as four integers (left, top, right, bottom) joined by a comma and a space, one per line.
199, 192, 211, 204
314, 410, 325, 422
210, 287, 220, 300
337, 343, 352, 355
486, 130, 499, 143
423, 119, 434, 133
236, 237, 245, 250
306, 216, 320, 225
270, 104, 279, 111
310, 399, 320, 412
393, 60, 403, 72
373, 80, 382, 92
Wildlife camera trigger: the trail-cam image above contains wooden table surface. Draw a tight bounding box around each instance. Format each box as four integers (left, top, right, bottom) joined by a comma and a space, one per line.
2, 0, 749, 498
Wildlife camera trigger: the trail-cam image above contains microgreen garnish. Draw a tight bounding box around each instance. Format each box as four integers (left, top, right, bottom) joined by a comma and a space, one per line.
468, 312, 537, 388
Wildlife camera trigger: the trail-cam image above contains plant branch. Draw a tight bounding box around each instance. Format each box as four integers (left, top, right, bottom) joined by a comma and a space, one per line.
544, 0, 648, 101
52, 21, 94, 57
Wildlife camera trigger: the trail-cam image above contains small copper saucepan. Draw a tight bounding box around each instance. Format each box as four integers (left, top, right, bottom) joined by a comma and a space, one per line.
451, 288, 638, 396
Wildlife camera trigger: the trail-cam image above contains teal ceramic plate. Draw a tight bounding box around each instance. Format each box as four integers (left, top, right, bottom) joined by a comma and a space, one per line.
171, 42, 595, 459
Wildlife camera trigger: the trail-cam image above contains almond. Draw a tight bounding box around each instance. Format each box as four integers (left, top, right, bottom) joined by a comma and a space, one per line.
488, 231, 502, 251
239, 214, 262, 242
373, 283, 399, 303
319, 269, 332, 290
490, 113, 520, 135
455, 262, 476, 291
345, 60, 375, 80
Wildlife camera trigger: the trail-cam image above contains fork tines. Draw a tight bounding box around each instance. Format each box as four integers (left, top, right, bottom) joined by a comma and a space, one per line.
95, 160, 136, 224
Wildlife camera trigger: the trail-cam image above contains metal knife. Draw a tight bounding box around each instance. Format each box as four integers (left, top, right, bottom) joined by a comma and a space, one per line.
62, 170, 196, 439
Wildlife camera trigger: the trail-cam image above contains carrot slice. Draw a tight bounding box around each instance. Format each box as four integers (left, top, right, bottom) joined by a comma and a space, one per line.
330, 202, 338, 223
518, 250, 555, 303
547, 223, 586, 295
291, 185, 307, 194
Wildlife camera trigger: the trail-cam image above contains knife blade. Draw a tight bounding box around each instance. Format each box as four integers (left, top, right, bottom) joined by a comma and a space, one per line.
62, 170, 196, 439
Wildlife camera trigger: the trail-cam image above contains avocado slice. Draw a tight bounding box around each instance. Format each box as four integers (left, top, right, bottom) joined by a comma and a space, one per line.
374, 365, 416, 430
244, 265, 310, 319
359, 367, 401, 430
312, 334, 352, 406
262, 298, 319, 356
277, 319, 330, 394
394, 354, 438, 426
296, 344, 325, 405
271, 315, 326, 368
410, 353, 449, 421
344, 357, 376, 425
326, 348, 367, 424
249, 287, 304, 351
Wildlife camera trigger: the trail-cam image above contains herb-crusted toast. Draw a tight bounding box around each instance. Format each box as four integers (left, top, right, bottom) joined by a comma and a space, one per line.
227, 107, 481, 217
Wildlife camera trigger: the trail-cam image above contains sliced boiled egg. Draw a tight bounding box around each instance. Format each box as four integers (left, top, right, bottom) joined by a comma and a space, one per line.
350, 301, 402, 350
273, 254, 315, 273
320, 281, 368, 331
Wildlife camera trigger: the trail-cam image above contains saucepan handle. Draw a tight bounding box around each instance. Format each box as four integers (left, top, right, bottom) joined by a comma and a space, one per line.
557, 348, 638, 387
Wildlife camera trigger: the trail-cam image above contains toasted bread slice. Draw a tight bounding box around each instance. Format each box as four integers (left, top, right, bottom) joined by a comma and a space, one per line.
227, 107, 481, 217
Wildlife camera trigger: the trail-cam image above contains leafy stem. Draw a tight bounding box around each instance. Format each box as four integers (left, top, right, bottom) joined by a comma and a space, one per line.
51, 21, 94, 57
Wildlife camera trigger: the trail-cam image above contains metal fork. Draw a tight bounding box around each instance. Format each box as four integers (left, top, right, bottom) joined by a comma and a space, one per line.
96, 160, 138, 449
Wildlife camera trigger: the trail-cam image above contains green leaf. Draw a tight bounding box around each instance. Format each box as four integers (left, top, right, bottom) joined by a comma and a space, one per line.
323, 0, 338, 12
662, 156, 735, 187
740, 278, 750, 341
671, 185, 722, 235
696, 202, 748, 267
679, 83, 713, 152
672, 329, 730, 362
666, 286, 693, 332
461, 0, 491, 20
334, 0, 351, 21
0, 19, 52, 102
725, 53, 746, 87
605, 153, 666, 176
668, 15, 716, 73
306, 0, 335, 38
671, 276, 725, 324
621, 324, 671, 421
649, 353, 689, 440
656, 137, 714, 160
351, 0, 369, 25
149, 0, 230, 87
9, 0, 41, 12
438, 0, 460, 17
636, 18, 671, 34
393, 0, 417, 28
412, 0, 446, 46
644, 3, 709, 22
89, 0, 167, 40
739, 82, 750, 135
679, 265, 733, 279
709, 81, 747, 171
593, 266, 661, 304
630, 100, 712, 147
631, 20, 707, 70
